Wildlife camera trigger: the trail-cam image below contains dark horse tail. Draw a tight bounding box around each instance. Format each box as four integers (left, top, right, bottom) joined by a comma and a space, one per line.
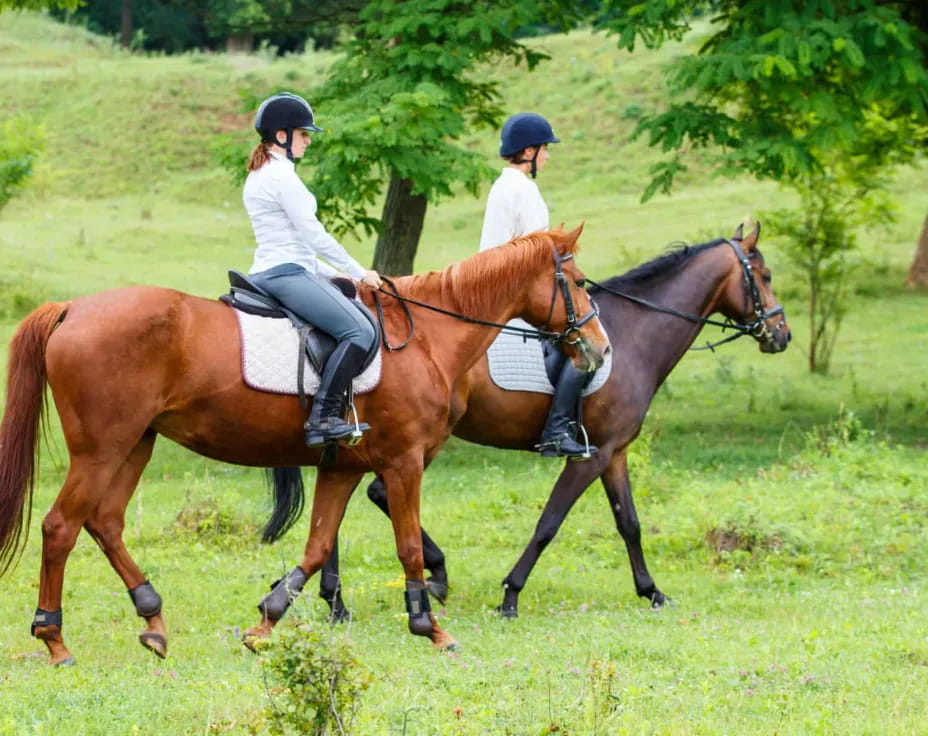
262, 467, 305, 543
0, 302, 68, 578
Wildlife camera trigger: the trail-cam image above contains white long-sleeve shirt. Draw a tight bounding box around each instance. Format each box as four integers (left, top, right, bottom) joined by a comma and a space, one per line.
478, 166, 550, 251
243, 151, 366, 279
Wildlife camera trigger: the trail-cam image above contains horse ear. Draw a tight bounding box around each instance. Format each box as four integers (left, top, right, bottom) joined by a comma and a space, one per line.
732, 223, 744, 241
741, 221, 761, 251
563, 222, 584, 252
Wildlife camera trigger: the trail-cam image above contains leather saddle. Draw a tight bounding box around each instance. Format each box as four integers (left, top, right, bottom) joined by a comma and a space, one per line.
219, 270, 381, 375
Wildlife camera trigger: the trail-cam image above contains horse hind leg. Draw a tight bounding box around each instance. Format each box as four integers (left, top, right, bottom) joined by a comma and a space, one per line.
34, 455, 130, 666
82, 432, 168, 658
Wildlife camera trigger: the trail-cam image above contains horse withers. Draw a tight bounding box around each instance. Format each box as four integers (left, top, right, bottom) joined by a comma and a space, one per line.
319, 222, 791, 620
0, 225, 609, 666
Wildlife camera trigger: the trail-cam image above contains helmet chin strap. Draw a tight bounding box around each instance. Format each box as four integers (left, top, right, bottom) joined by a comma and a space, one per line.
513, 147, 541, 178
283, 129, 294, 161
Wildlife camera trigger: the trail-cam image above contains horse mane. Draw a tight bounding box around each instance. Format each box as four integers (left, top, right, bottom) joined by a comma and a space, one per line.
591, 238, 727, 293
396, 229, 577, 316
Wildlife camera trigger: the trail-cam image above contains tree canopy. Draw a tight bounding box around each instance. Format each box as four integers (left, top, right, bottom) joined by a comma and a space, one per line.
598, 0, 928, 198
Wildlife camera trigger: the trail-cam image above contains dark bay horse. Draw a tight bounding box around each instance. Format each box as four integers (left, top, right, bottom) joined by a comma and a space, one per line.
319, 223, 791, 619
0, 226, 609, 666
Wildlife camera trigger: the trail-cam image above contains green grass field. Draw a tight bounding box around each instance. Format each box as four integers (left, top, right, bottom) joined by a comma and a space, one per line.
1, 11, 926, 735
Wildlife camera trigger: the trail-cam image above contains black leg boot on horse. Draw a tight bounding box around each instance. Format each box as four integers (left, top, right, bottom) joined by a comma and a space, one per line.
536, 360, 597, 460
305, 341, 370, 447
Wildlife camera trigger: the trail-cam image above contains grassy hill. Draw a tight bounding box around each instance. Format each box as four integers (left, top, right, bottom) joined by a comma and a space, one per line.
0, 11, 926, 735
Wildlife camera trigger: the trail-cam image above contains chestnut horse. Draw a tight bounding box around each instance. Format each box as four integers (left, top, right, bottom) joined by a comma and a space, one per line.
0, 226, 609, 666
318, 223, 791, 619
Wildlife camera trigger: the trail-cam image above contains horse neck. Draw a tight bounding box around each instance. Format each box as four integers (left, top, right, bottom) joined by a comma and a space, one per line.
395, 246, 551, 380
606, 245, 736, 385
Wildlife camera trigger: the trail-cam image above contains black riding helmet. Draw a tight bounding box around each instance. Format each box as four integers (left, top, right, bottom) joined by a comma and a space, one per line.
254, 92, 323, 161
499, 112, 560, 179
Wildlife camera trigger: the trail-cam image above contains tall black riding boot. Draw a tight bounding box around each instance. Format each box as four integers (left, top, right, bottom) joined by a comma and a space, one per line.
536, 360, 598, 460
305, 341, 371, 448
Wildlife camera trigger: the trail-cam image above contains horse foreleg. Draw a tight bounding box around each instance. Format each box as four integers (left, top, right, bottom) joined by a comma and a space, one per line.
601, 450, 667, 608
380, 460, 458, 651
244, 469, 362, 651
34, 459, 122, 666
83, 433, 167, 658
498, 454, 606, 618
366, 476, 449, 603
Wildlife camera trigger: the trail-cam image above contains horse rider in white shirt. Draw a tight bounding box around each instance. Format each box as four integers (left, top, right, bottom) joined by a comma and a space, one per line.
242, 92, 383, 447
479, 112, 597, 460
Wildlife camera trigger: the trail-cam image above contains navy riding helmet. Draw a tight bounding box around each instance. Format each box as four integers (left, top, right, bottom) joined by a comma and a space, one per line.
254, 92, 323, 161
499, 112, 560, 178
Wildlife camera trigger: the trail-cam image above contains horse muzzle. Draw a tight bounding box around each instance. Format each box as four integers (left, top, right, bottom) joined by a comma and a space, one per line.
572, 336, 608, 372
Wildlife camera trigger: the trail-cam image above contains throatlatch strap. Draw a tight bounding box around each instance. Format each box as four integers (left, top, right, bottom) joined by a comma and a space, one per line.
259, 566, 309, 622
128, 580, 163, 618
31, 608, 62, 636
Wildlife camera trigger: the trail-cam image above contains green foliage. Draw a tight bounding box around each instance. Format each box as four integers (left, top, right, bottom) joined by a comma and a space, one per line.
273, 0, 573, 242
601, 0, 928, 195
768, 149, 897, 373
0, 0, 80, 9
0, 115, 45, 215
261, 621, 371, 735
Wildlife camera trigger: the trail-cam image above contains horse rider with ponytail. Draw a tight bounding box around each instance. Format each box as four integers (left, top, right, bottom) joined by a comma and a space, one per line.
480, 112, 598, 460
243, 92, 382, 447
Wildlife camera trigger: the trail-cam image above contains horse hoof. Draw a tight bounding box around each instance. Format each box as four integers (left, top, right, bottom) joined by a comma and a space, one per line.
139, 632, 167, 659
52, 656, 76, 667
648, 591, 673, 610
494, 604, 518, 619
442, 641, 462, 653
242, 630, 270, 654
328, 607, 352, 624
426, 579, 448, 605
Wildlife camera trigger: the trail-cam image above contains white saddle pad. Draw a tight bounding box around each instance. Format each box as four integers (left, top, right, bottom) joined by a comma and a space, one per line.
486, 319, 611, 395
233, 310, 381, 396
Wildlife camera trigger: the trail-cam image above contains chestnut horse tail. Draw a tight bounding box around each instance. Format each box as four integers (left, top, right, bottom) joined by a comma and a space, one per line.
0, 302, 68, 577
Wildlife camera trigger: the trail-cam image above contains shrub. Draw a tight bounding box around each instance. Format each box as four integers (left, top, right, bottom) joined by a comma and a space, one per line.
0, 115, 46, 215
261, 621, 370, 736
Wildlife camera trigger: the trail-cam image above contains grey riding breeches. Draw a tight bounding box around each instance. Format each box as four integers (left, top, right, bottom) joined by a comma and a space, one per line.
249, 262, 376, 351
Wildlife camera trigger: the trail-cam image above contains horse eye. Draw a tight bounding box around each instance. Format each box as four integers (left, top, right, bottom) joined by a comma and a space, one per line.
575, 278, 585, 287
763, 274, 772, 285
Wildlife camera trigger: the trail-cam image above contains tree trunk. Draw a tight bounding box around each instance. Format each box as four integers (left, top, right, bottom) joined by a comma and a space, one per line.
905, 211, 928, 288
372, 173, 427, 276
226, 33, 254, 54
119, 0, 132, 48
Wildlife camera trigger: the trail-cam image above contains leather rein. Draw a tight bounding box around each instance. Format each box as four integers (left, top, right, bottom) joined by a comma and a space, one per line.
370, 247, 599, 351
583, 239, 786, 352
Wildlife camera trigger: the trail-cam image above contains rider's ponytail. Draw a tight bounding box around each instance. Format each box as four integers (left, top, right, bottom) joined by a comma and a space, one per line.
247, 141, 272, 172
